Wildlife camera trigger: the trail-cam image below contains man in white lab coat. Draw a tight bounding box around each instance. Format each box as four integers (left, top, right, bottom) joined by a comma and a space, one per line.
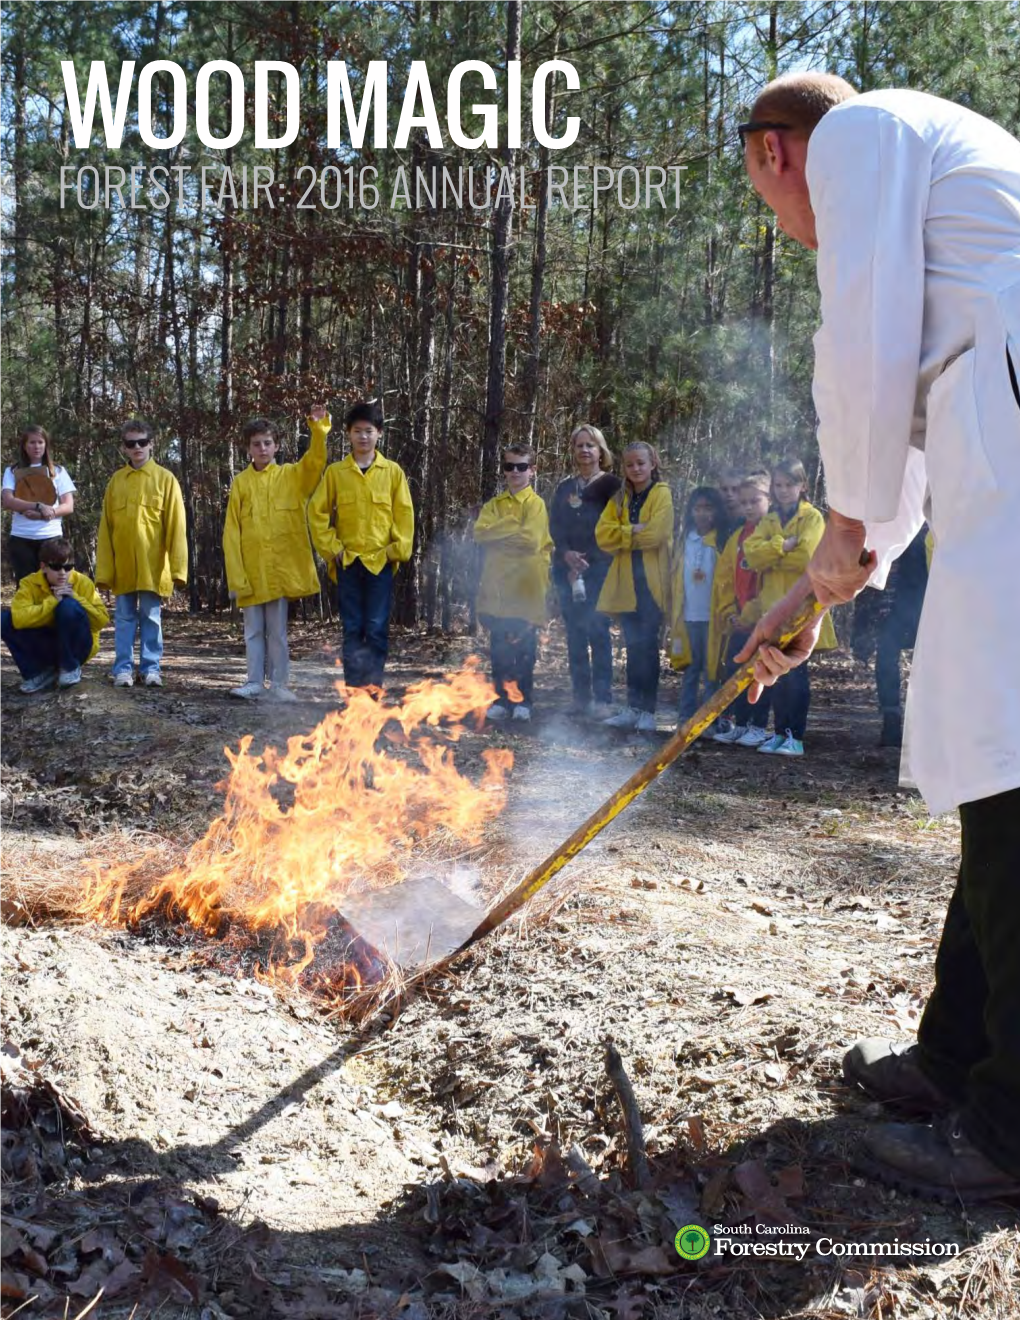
737, 73, 1020, 1201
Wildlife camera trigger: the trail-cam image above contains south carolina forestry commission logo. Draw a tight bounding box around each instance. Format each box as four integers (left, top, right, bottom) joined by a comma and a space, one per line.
674, 1225, 711, 1261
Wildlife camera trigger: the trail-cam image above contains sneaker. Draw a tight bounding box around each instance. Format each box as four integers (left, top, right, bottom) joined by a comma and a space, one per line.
113, 671, 135, 688
143, 671, 163, 687
589, 701, 615, 721
266, 685, 298, 703
736, 725, 771, 748
20, 668, 57, 694
566, 698, 592, 717
486, 703, 508, 722
57, 667, 82, 688
712, 719, 744, 743
769, 730, 804, 757
634, 711, 657, 733
603, 706, 639, 729
511, 703, 532, 722
230, 681, 264, 700
757, 733, 785, 754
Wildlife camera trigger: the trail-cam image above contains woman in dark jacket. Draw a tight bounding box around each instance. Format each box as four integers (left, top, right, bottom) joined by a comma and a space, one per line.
549, 424, 621, 716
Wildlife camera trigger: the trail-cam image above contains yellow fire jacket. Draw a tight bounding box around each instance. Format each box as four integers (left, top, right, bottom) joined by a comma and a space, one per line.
10, 570, 109, 661
473, 486, 553, 626
594, 483, 673, 615
668, 529, 724, 676
95, 461, 188, 596
308, 453, 414, 581
223, 417, 329, 608
742, 502, 837, 651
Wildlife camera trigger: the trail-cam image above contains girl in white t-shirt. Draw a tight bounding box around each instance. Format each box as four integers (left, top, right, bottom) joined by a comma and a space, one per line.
2, 426, 77, 582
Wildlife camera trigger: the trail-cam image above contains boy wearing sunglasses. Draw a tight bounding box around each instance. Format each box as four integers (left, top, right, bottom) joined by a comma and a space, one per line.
473, 446, 553, 723
95, 420, 188, 688
1, 538, 109, 693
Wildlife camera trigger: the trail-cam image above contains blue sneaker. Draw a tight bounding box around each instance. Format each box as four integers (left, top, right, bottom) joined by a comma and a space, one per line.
58, 666, 82, 688
757, 733, 785, 754
20, 668, 57, 694
769, 730, 804, 757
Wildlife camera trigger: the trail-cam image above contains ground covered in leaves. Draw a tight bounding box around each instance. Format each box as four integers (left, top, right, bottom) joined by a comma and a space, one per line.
2, 611, 1018, 1319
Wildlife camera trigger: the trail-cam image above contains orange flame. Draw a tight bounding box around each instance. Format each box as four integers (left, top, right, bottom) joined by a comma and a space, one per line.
504, 680, 524, 704
81, 663, 510, 984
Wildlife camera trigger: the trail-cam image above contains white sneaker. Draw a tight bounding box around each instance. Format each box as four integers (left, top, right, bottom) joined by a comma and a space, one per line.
757, 733, 785, 754
603, 706, 639, 729
634, 711, 657, 733
230, 681, 264, 700
20, 669, 57, 694
736, 725, 771, 748
486, 703, 508, 722
589, 702, 615, 721
511, 703, 531, 722
267, 685, 298, 703
58, 667, 82, 688
143, 671, 163, 687
713, 722, 746, 743
113, 671, 134, 688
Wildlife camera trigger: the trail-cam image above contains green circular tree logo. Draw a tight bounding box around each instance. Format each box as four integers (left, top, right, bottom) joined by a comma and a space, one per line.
674, 1224, 711, 1261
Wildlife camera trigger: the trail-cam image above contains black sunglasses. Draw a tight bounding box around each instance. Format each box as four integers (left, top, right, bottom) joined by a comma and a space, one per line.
122, 437, 149, 448
46, 561, 74, 572
503, 461, 531, 473
737, 119, 791, 145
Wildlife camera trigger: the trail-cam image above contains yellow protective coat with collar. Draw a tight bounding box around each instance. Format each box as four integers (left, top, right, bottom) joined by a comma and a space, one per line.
10, 570, 109, 661
594, 483, 673, 615
308, 453, 414, 581
742, 502, 837, 650
95, 461, 188, 596
668, 529, 725, 676
473, 487, 553, 626
223, 417, 328, 607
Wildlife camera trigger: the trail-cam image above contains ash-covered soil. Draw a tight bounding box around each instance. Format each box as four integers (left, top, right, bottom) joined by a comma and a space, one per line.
2, 613, 1018, 1319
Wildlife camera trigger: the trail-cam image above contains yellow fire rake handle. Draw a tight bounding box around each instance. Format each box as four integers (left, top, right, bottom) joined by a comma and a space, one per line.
452, 595, 827, 958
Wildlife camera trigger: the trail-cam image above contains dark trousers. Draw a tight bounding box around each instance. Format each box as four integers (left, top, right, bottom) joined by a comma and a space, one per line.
555, 574, 612, 705
336, 560, 394, 688
916, 788, 1020, 1176
1, 599, 93, 678
6, 536, 46, 584
723, 630, 770, 729
771, 660, 810, 739
875, 617, 906, 715
484, 616, 537, 706
620, 604, 662, 713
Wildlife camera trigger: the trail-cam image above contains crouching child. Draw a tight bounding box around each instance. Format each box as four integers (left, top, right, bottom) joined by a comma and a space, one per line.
1, 538, 109, 692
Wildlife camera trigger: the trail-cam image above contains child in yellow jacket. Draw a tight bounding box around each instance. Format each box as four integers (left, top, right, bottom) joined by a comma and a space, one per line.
742, 458, 837, 756
308, 402, 414, 690
95, 419, 187, 689
473, 445, 553, 723
1, 537, 109, 692
596, 442, 674, 733
669, 486, 728, 724
223, 406, 329, 702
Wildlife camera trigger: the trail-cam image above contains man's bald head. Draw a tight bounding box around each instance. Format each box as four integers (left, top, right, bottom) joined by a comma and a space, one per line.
745, 72, 858, 157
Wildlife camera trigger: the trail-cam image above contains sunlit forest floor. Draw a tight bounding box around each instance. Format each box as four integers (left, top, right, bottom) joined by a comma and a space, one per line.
2, 611, 1017, 1319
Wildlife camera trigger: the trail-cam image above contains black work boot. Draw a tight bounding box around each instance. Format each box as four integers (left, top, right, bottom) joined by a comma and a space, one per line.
879, 710, 903, 748
857, 1115, 1020, 1203
843, 1038, 955, 1115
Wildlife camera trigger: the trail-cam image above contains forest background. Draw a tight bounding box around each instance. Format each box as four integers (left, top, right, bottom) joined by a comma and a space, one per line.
3, 0, 1019, 625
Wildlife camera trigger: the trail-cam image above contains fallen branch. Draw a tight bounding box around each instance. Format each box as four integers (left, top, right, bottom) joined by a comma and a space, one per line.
603, 1040, 651, 1190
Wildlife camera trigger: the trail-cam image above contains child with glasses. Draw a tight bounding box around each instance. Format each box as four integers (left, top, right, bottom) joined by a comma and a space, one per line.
473, 446, 553, 723
1, 538, 109, 693
595, 442, 674, 733
95, 419, 188, 688
308, 402, 414, 690
223, 406, 330, 702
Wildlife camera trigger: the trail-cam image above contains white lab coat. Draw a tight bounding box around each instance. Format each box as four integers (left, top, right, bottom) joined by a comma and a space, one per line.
808, 90, 1020, 815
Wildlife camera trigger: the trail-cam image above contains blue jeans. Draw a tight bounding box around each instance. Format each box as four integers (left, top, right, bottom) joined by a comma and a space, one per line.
620, 604, 663, 713
555, 571, 613, 705
678, 620, 718, 721
772, 660, 811, 740
2, 599, 93, 678
336, 560, 394, 688
723, 630, 770, 729
113, 591, 163, 677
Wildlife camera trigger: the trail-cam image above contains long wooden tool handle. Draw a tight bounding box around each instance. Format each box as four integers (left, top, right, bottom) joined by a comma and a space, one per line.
452, 595, 826, 957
